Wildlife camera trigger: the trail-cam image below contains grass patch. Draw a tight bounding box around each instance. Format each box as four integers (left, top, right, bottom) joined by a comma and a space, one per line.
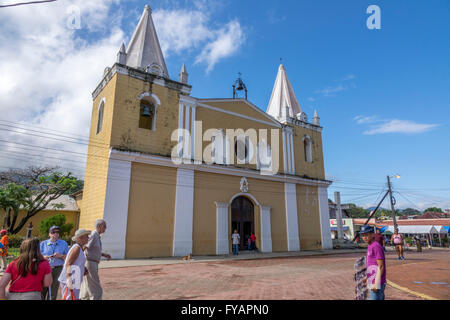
6, 248, 20, 264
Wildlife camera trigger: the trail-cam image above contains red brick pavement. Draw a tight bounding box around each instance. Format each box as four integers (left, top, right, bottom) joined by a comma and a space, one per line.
385, 249, 450, 299
97, 250, 450, 300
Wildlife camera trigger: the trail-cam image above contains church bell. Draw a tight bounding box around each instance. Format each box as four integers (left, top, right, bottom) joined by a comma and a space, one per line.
141, 105, 152, 117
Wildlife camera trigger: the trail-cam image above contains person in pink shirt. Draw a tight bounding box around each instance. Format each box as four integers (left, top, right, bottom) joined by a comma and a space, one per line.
359, 225, 386, 300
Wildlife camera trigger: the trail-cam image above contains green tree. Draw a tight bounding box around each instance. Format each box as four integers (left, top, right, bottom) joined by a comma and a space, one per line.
39, 214, 73, 238
423, 207, 443, 213
346, 204, 369, 218
403, 208, 421, 216
0, 167, 80, 234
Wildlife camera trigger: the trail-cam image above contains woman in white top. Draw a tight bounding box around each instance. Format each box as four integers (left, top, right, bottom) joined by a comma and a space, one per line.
58, 229, 90, 300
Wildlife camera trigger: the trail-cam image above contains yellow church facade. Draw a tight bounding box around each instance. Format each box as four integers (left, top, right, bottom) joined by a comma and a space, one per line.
78, 5, 332, 259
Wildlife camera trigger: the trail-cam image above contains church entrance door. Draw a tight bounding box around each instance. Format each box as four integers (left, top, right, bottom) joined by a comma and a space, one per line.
231, 196, 255, 250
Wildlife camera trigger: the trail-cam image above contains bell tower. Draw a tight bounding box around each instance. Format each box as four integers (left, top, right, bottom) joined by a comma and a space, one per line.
79, 5, 192, 235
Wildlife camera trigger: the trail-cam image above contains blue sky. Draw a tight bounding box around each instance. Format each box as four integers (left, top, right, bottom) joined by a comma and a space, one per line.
0, 0, 449, 210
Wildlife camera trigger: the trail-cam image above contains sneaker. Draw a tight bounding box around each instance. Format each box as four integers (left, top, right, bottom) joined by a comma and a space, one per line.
398, 257, 401, 260
401, 256, 405, 260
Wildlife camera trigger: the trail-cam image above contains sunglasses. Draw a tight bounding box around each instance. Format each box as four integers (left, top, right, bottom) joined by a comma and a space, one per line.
51, 231, 60, 234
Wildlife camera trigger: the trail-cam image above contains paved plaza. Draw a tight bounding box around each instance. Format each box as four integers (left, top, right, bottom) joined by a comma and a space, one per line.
98, 249, 449, 300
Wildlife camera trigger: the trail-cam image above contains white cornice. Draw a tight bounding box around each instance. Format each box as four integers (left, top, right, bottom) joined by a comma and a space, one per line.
92, 63, 192, 100
109, 148, 332, 188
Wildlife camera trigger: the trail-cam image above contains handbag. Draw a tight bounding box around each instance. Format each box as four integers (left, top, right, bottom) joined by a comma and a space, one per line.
63, 286, 76, 300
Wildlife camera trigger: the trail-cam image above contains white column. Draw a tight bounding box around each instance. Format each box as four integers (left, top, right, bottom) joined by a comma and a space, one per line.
334, 192, 344, 241
191, 106, 196, 161
285, 183, 300, 251
178, 103, 184, 158
282, 130, 288, 174
173, 168, 194, 256
318, 186, 333, 249
101, 158, 132, 259
260, 205, 272, 253
183, 106, 191, 159
215, 202, 229, 255
289, 132, 295, 174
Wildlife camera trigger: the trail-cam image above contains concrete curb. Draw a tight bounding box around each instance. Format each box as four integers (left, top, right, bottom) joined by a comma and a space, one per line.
98, 249, 367, 269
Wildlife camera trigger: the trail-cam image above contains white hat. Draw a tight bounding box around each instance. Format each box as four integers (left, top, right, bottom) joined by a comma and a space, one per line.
72, 229, 91, 241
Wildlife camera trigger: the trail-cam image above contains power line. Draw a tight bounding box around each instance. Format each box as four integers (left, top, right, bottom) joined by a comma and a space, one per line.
0, 0, 57, 8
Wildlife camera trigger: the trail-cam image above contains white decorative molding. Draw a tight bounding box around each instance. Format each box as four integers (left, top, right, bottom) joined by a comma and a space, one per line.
173, 168, 195, 256
215, 202, 229, 255
101, 158, 132, 259
109, 149, 333, 188
318, 186, 333, 250
240, 177, 249, 193
138, 92, 161, 106
229, 192, 261, 207
284, 183, 300, 251
260, 205, 272, 253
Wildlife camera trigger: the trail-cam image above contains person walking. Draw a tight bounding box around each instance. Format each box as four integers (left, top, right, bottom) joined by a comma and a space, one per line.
360, 226, 386, 300
232, 229, 240, 255
0, 238, 52, 300
0, 230, 9, 272
58, 229, 90, 300
40, 225, 69, 300
374, 228, 385, 250
391, 229, 405, 260
80, 219, 111, 300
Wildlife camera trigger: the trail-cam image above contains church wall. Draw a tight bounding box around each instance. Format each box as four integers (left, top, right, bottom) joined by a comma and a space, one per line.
125, 163, 177, 258
293, 126, 326, 180
193, 171, 288, 255
296, 184, 323, 250
79, 75, 117, 230
110, 73, 181, 157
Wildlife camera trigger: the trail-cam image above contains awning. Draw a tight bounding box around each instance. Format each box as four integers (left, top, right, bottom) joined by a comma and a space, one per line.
433, 226, 449, 234
330, 226, 349, 231
386, 225, 439, 234
444, 226, 450, 233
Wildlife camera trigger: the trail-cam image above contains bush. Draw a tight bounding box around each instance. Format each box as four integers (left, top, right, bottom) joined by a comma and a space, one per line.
405, 237, 412, 245
39, 214, 73, 237
7, 234, 25, 248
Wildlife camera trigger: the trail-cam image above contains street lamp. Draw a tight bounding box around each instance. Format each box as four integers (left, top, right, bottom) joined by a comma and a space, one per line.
387, 174, 401, 230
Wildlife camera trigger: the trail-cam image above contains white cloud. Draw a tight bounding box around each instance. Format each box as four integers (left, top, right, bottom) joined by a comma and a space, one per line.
0, 1, 246, 175
315, 84, 347, 97
0, 0, 124, 175
195, 20, 245, 73
361, 119, 440, 135
153, 8, 245, 72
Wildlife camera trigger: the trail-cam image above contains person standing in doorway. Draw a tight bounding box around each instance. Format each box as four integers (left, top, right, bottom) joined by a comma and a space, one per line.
250, 233, 256, 251
80, 219, 111, 300
360, 226, 386, 300
0, 230, 9, 272
40, 226, 69, 300
391, 229, 405, 260
232, 230, 240, 255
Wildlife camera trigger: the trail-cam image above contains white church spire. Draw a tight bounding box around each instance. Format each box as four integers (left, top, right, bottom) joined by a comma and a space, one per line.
266, 64, 302, 121
125, 5, 169, 78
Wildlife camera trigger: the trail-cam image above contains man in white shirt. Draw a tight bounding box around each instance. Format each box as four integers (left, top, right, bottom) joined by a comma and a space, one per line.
232, 229, 240, 255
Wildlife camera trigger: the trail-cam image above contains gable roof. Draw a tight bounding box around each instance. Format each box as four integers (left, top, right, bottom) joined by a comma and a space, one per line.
197, 98, 282, 127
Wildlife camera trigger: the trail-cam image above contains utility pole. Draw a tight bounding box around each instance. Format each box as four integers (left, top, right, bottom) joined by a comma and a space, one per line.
387, 176, 398, 230
334, 192, 344, 241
